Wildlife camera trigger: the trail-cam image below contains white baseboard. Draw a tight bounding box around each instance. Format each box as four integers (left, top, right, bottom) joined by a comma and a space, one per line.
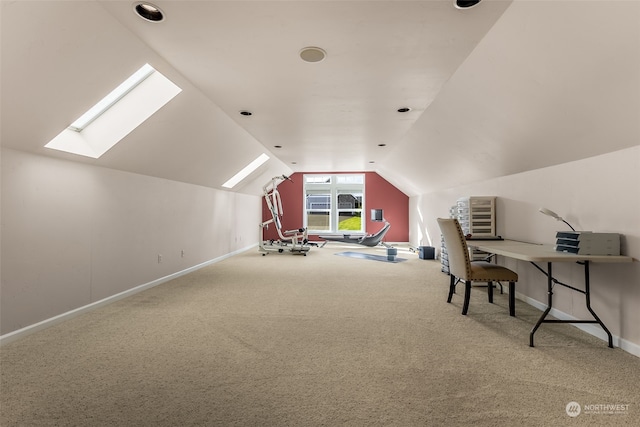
0, 245, 256, 346
517, 293, 640, 358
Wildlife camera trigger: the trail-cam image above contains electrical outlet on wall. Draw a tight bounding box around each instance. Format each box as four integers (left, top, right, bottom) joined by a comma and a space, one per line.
158, 254, 162, 263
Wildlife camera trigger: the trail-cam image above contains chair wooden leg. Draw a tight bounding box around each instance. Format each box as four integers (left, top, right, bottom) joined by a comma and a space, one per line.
509, 282, 516, 316
462, 280, 471, 315
447, 274, 456, 303
487, 281, 494, 303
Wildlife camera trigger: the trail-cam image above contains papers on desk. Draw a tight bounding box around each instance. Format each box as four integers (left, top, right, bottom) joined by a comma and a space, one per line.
555, 231, 620, 256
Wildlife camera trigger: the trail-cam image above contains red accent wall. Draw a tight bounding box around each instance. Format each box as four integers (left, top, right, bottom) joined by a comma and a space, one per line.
261, 172, 409, 242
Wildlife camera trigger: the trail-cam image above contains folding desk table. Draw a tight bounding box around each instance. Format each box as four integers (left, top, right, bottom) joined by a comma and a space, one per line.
466, 240, 633, 347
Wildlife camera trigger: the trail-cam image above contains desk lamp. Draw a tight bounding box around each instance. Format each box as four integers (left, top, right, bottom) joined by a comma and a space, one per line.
539, 208, 576, 231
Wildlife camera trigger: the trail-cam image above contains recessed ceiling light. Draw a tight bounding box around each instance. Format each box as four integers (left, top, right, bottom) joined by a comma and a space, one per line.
378, 143, 387, 147
240, 110, 252, 116
455, 0, 482, 10
291, 161, 297, 165
300, 47, 327, 63
397, 107, 411, 113
134, 2, 165, 22
274, 145, 282, 149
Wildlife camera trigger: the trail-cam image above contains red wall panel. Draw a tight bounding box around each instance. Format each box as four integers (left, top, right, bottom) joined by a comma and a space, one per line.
261, 172, 409, 243
363, 172, 409, 242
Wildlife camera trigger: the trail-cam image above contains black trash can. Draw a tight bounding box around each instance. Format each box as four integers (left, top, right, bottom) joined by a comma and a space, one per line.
418, 246, 435, 260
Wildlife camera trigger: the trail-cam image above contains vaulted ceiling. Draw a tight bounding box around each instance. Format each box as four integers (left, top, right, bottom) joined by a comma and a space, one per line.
2, 1, 639, 196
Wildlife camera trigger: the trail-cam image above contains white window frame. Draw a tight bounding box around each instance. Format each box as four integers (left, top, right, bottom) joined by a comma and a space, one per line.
303, 174, 365, 234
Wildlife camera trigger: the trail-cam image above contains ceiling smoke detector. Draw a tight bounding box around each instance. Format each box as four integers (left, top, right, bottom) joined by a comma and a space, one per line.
299, 47, 327, 63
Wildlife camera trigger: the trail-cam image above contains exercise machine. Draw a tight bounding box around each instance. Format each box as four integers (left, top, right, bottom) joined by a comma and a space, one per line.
259, 175, 311, 256
319, 209, 392, 248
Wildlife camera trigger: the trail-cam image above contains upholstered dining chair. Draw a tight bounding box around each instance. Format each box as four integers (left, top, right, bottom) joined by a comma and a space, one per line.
437, 218, 518, 316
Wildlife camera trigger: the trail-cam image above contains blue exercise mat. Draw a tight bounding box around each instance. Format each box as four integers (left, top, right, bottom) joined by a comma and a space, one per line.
334, 251, 407, 263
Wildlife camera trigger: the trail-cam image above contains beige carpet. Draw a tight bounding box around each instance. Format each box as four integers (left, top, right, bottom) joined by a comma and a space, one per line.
1, 243, 639, 426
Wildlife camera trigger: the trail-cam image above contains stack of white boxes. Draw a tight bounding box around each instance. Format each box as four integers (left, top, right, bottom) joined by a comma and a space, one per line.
440, 205, 457, 273
555, 231, 620, 255
456, 196, 496, 261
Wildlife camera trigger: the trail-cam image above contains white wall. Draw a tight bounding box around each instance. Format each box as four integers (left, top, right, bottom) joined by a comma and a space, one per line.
411, 146, 640, 355
0, 148, 260, 335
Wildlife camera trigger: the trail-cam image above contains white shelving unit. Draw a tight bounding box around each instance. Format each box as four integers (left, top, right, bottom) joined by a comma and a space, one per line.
456, 196, 496, 261
441, 196, 497, 273
440, 205, 457, 273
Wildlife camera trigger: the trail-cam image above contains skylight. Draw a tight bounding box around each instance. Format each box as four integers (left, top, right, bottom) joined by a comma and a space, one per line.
222, 153, 270, 188
68, 63, 155, 132
45, 63, 181, 158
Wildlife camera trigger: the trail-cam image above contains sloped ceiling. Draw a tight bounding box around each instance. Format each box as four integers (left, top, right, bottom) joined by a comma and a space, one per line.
380, 0, 640, 195
2, 1, 639, 196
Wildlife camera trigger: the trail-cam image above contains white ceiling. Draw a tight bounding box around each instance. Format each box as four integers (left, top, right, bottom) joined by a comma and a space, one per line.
2, 1, 639, 196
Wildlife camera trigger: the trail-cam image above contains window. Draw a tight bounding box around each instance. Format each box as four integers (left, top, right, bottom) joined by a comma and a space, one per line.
304, 174, 364, 233
67, 63, 156, 132
222, 153, 269, 188
45, 63, 181, 158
